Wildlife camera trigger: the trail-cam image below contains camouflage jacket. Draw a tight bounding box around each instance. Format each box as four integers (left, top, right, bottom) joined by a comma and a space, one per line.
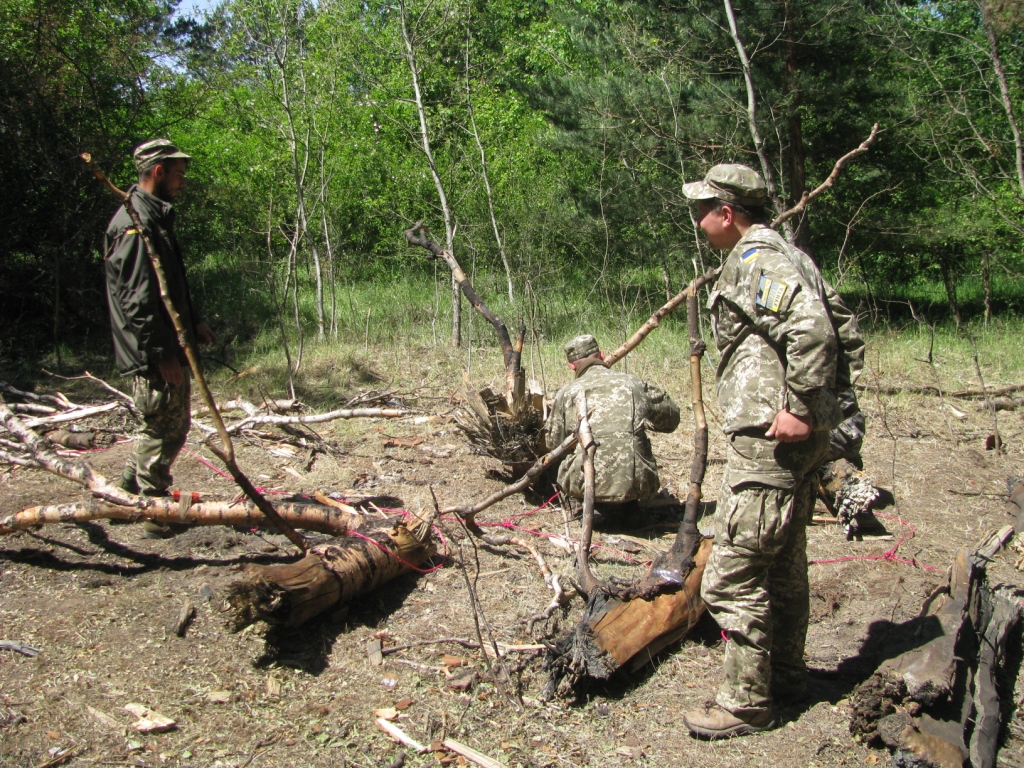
545, 361, 680, 502
710, 224, 862, 437
104, 186, 199, 377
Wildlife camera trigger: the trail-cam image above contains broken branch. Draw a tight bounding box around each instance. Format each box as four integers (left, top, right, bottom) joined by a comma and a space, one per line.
772, 123, 880, 229
442, 433, 578, 524
404, 221, 524, 403
223, 406, 413, 433
575, 391, 603, 596
603, 267, 719, 366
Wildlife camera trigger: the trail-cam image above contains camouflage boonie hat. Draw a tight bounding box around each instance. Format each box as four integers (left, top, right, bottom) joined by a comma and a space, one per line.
682, 163, 768, 207
133, 139, 192, 173
564, 334, 600, 363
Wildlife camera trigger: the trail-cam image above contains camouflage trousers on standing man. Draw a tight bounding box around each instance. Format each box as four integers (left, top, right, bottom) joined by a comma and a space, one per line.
121, 374, 191, 496
700, 431, 830, 716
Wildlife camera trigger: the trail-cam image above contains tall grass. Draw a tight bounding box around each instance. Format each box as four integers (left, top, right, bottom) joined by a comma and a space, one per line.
201, 263, 1024, 406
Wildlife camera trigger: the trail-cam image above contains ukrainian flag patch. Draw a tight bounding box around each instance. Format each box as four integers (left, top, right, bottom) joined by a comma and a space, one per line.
740, 248, 759, 263
755, 274, 790, 313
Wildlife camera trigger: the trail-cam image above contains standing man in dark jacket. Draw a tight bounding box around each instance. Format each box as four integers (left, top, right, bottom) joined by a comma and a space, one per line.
104, 139, 215, 529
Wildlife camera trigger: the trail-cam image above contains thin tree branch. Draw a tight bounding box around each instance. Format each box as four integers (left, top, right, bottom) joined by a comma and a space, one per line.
772, 123, 881, 229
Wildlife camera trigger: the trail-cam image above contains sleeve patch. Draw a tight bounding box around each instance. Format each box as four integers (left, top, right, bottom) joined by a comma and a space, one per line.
123, 228, 141, 236
740, 248, 759, 263
755, 275, 790, 313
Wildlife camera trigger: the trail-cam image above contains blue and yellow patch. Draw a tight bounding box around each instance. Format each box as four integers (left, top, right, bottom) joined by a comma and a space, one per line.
740, 247, 759, 263
755, 274, 790, 313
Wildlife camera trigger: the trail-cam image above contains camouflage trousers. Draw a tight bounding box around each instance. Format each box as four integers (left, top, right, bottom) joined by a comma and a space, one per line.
700, 432, 829, 716
122, 374, 191, 495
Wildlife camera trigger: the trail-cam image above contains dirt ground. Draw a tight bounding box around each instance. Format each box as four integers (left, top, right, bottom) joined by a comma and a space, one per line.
2, 354, 1023, 768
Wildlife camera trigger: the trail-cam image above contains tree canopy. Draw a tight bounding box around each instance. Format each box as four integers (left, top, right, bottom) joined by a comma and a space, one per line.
2, 0, 1022, 361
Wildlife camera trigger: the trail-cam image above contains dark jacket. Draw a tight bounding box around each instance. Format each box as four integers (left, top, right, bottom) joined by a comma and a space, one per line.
103, 186, 199, 377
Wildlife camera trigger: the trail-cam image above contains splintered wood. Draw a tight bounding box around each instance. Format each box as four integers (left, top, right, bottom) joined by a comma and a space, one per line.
226, 511, 436, 631
848, 524, 1023, 768
542, 537, 713, 699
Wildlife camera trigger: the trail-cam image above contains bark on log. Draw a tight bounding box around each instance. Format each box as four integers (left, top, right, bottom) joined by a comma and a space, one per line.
226, 512, 436, 630
848, 526, 1023, 768
44, 429, 114, 450
0, 498, 366, 536
542, 537, 712, 700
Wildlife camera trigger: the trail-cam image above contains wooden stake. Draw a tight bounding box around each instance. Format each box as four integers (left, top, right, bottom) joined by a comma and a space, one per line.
575, 392, 603, 596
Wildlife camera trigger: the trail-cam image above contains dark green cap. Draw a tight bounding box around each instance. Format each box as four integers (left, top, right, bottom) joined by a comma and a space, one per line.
683, 163, 768, 207
564, 334, 600, 363
133, 139, 191, 173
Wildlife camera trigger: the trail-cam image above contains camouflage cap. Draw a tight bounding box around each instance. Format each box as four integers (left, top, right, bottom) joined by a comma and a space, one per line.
132, 139, 192, 173
564, 334, 600, 363
682, 163, 768, 207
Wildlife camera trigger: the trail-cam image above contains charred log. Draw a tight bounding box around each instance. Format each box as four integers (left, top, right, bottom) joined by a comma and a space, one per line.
848, 526, 1023, 768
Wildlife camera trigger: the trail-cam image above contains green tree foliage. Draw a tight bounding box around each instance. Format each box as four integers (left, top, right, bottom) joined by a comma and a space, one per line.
0, 0, 202, 357
2, 0, 1022, 362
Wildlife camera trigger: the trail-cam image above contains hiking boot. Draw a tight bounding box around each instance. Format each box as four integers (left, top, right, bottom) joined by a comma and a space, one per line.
683, 705, 778, 740
120, 469, 140, 495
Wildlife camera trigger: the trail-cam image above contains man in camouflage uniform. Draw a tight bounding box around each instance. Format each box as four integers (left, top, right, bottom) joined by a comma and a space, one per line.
680, 164, 864, 739
545, 335, 680, 521
104, 139, 216, 536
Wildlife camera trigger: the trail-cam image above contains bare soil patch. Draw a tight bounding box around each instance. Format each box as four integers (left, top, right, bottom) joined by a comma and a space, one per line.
2, 356, 1023, 768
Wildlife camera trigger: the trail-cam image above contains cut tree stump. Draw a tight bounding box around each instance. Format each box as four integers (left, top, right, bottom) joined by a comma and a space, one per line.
848, 525, 1023, 768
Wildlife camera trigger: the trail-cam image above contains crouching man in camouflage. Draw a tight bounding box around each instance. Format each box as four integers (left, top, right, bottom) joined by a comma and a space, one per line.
104, 139, 216, 537
680, 164, 863, 739
545, 335, 680, 525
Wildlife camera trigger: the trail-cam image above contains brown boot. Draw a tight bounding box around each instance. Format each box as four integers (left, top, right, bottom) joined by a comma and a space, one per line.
683, 704, 778, 740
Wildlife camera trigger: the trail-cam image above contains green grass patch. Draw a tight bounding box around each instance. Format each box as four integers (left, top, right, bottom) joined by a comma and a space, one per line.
204, 268, 1024, 407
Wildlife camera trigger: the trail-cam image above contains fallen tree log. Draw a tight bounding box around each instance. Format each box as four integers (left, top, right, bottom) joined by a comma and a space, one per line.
855, 382, 1024, 400
848, 525, 1023, 768
0, 497, 366, 536
226, 509, 436, 630
44, 429, 116, 450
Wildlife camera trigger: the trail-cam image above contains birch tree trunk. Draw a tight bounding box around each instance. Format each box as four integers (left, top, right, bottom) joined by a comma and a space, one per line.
722, 0, 795, 242
980, 2, 1024, 198
400, 0, 461, 346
